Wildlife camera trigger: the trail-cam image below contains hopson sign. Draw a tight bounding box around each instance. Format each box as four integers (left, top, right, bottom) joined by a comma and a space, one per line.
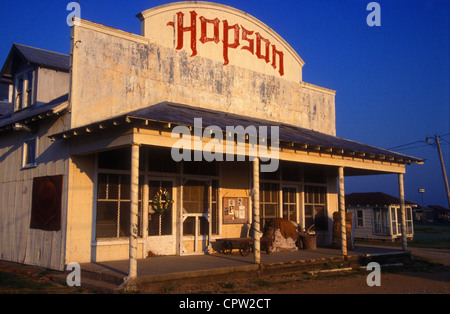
167, 11, 285, 76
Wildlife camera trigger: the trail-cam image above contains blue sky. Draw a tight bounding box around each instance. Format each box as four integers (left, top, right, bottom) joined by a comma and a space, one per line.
0, 0, 449, 207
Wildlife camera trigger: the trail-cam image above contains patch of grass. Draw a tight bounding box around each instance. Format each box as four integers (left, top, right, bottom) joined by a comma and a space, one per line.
0, 271, 57, 293
356, 223, 450, 250
409, 223, 450, 249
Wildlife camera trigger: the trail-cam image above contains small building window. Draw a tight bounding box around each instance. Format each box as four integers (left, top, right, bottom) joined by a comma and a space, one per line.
16, 76, 24, 110
22, 138, 37, 168
26, 71, 33, 107
15, 70, 34, 111
356, 210, 364, 227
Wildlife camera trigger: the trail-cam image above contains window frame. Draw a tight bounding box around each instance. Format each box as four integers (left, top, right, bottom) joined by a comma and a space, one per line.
14, 69, 34, 111
22, 136, 38, 169
303, 184, 328, 231
260, 182, 280, 224
356, 209, 364, 227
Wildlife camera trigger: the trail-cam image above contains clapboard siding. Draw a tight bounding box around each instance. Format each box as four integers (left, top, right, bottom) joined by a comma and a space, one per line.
0, 114, 70, 270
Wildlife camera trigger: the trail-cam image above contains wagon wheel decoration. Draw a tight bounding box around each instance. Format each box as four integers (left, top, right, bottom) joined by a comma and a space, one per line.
150, 188, 174, 216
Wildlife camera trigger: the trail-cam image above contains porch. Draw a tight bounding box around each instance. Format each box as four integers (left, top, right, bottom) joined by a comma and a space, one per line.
50, 102, 423, 274
73, 245, 411, 293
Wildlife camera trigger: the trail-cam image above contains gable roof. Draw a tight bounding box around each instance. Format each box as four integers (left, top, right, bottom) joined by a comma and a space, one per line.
346, 192, 417, 207
0, 43, 70, 78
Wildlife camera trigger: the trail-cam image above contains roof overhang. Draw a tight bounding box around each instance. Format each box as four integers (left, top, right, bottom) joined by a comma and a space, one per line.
0, 94, 69, 133
49, 102, 424, 171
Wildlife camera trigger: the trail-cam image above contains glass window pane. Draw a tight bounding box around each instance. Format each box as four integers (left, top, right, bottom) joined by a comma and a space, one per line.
183, 181, 207, 213
264, 204, 277, 218
119, 201, 130, 237
200, 217, 209, 235
108, 174, 120, 200
96, 201, 118, 238
25, 140, 36, 165
183, 217, 195, 235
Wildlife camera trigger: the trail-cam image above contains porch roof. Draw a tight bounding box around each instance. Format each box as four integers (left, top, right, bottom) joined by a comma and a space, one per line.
346, 192, 418, 207
50, 102, 423, 165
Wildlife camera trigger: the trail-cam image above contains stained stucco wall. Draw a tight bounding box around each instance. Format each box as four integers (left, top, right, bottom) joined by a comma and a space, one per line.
69, 20, 336, 136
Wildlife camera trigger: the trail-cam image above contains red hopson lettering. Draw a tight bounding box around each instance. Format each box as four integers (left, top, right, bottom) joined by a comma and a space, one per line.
167, 11, 285, 76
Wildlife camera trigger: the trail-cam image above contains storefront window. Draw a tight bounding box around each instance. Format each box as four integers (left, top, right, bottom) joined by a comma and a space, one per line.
96, 173, 142, 239
260, 183, 279, 226
304, 185, 327, 231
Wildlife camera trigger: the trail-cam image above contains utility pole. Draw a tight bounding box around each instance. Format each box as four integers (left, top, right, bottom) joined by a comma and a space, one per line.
435, 135, 450, 209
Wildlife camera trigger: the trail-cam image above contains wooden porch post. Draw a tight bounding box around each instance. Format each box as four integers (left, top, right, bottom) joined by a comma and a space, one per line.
129, 143, 140, 279
253, 157, 261, 265
338, 166, 347, 257
398, 173, 408, 251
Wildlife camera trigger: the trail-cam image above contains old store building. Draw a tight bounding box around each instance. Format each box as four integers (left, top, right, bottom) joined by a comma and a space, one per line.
0, 2, 422, 272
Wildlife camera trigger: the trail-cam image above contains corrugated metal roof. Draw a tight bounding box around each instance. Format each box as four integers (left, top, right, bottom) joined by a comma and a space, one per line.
126, 102, 424, 163
50, 102, 423, 164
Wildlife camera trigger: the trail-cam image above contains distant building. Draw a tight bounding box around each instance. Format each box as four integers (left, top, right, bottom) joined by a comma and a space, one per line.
428, 205, 450, 222
414, 205, 450, 223
346, 192, 416, 241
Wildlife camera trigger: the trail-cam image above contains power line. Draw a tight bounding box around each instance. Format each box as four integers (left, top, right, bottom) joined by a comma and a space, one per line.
388, 132, 450, 151
393, 144, 433, 151
387, 140, 426, 150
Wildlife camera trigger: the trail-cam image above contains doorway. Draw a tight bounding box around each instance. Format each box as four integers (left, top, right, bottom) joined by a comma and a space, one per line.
180, 179, 217, 255
145, 179, 177, 256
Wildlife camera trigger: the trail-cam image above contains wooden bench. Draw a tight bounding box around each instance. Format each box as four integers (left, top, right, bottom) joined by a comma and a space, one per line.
216, 237, 273, 256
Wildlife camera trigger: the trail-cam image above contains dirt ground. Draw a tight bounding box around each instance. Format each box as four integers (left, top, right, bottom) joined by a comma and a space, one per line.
1, 251, 449, 294
166, 246, 450, 294
172, 266, 450, 294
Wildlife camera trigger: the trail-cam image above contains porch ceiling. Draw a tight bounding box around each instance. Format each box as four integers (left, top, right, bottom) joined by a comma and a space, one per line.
49, 102, 423, 168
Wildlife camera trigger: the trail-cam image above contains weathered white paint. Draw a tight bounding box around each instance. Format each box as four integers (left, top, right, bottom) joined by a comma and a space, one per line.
0, 115, 70, 270
69, 16, 336, 135
138, 1, 305, 82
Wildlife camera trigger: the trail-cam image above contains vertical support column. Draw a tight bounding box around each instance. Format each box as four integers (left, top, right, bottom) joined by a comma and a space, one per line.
129, 143, 140, 279
142, 147, 149, 256
338, 167, 347, 257
208, 182, 212, 254
253, 157, 261, 265
398, 173, 408, 251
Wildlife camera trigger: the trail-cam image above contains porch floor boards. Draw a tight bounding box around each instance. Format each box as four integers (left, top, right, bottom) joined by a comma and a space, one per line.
77, 245, 408, 292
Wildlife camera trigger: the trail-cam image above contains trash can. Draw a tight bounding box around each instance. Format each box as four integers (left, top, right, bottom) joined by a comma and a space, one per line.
302, 235, 317, 250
